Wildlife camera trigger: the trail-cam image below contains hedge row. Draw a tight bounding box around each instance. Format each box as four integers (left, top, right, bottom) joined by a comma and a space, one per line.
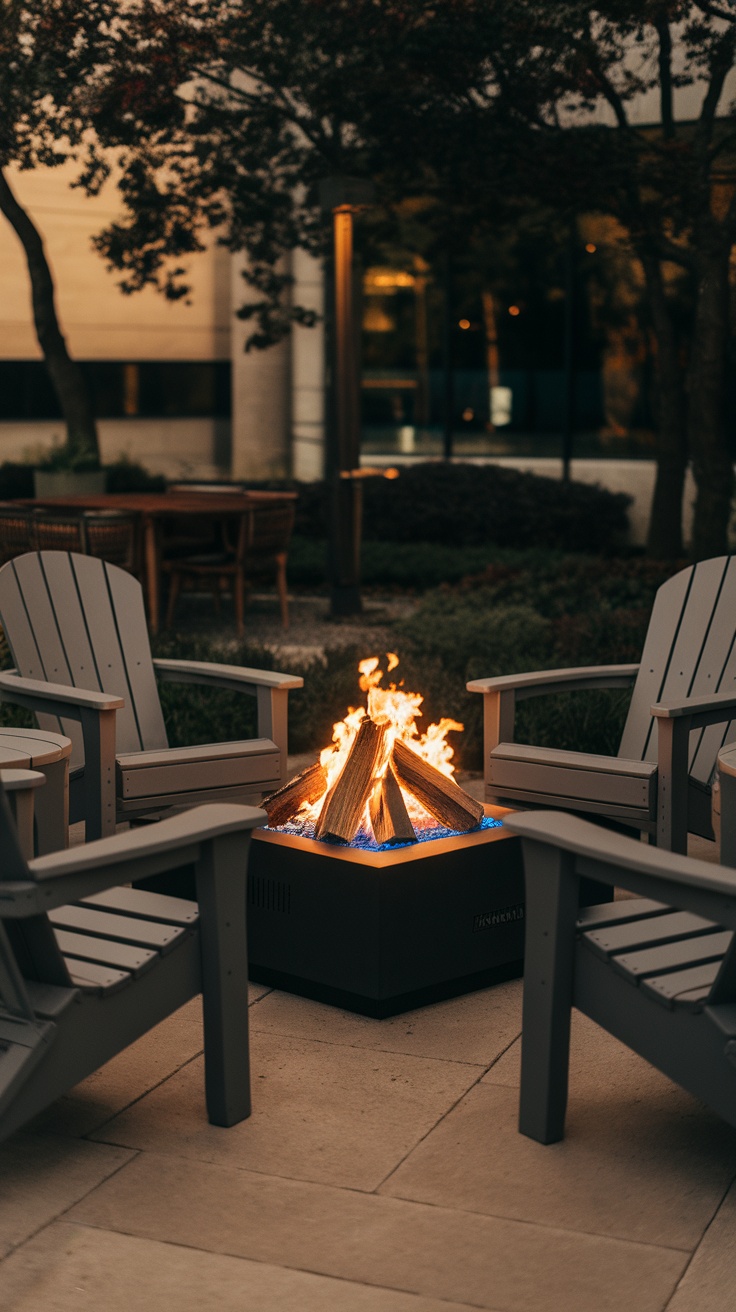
294, 463, 631, 552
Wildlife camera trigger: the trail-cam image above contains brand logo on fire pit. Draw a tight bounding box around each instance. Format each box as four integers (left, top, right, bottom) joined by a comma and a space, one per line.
473, 904, 525, 931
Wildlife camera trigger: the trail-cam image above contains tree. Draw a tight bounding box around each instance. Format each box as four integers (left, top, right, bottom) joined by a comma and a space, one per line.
0, 1, 120, 464
73, 1, 736, 556
448, 1, 736, 558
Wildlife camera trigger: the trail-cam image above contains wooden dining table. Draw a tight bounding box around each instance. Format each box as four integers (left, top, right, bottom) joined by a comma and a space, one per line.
25, 489, 298, 634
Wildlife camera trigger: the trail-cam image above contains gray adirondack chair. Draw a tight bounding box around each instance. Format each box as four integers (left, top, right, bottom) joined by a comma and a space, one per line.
506, 809, 736, 1143
0, 783, 265, 1141
0, 552, 303, 839
468, 556, 736, 852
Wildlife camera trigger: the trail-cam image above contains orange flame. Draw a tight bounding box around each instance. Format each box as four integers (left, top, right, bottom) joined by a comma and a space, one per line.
300, 654, 463, 831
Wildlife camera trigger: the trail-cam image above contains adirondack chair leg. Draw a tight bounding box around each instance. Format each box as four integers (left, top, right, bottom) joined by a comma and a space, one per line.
195, 828, 253, 1126
79, 706, 118, 840
656, 717, 690, 853
482, 688, 516, 803
518, 841, 579, 1144
34, 757, 69, 854
257, 685, 289, 787
720, 765, 736, 867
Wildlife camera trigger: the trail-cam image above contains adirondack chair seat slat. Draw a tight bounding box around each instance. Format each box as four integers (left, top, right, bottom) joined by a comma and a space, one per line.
577, 899, 670, 929
53, 928, 159, 977
639, 961, 725, 1008
582, 909, 722, 958
608, 929, 732, 980
116, 783, 271, 814
64, 959, 132, 994
486, 786, 653, 825
48, 905, 188, 954
490, 745, 657, 810
81, 887, 199, 925
115, 738, 281, 800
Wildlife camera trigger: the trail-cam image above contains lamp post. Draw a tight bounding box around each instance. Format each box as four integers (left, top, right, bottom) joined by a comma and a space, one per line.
320, 176, 375, 617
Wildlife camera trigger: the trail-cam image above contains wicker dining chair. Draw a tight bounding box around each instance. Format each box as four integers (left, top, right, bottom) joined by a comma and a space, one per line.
164, 501, 295, 632
0, 505, 35, 566
33, 510, 138, 572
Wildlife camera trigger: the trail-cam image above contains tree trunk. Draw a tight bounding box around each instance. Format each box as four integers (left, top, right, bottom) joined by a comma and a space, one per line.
688, 236, 733, 560
639, 252, 688, 558
0, 168, 100, 464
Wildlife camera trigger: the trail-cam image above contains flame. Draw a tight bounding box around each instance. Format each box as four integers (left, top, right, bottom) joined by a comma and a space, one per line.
301, 655, 464, 831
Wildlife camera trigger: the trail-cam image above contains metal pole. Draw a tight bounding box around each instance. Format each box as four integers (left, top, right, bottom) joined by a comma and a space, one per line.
329, 205, 363, 615
561, 223, 576, 483
442, 250, 454, 461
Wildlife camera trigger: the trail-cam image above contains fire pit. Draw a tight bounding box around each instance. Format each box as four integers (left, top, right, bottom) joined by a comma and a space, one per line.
245, 654, 527, 1015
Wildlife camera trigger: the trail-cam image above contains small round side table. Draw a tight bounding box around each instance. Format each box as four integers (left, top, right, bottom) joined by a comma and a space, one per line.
715, 743, 736, 867
0, 727, 72, 855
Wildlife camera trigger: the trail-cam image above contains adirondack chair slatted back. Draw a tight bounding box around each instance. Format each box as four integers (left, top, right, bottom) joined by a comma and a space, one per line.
619, 556, 736, 785
0, 552, 168, 767
0, 784, 71, 990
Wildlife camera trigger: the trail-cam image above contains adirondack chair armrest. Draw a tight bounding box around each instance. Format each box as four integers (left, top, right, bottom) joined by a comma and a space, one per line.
7, 802, 268, 914
0, 670, 124, 714
153, 659, 303, 771
651, 690, 736, 726
153, 659, 303, 692
506, 809, 736, 929
466, 664, 640, 750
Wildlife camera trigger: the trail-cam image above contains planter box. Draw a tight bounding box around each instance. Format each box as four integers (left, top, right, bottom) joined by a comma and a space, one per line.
247, 805, 526, 1017
34, 469, 107, 498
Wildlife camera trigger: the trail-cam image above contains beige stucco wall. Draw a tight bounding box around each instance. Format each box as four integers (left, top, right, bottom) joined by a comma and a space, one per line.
0, 161, 231, 361
0, 162, 327, 479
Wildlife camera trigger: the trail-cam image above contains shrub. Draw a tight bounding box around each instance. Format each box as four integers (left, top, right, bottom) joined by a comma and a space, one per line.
288, 535, 519, 590
392, 581, 658, 770
0, 457, 165, 498
294, 463, 631, 552
105, 458, 166, 492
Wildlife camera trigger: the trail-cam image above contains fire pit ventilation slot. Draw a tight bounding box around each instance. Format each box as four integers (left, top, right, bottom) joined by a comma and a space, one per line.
249, 876, 292, 915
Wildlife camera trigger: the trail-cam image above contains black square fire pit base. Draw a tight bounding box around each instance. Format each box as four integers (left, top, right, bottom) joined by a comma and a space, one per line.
247, 805, 527, 1017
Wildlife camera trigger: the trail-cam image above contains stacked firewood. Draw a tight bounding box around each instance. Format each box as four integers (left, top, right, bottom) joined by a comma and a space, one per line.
264, 715, 483, 844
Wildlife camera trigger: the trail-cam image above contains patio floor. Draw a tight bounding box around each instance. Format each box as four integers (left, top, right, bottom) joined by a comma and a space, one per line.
2, 591, 736, 1311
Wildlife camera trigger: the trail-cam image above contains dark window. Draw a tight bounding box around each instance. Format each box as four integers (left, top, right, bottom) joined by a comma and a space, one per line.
0, 362, 231, 420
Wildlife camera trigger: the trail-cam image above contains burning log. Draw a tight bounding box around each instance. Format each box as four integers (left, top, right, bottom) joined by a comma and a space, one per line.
391, 739, 484, 832
264, 761, 328, 828
315, 716, 389, 841
369, 762, 416, 845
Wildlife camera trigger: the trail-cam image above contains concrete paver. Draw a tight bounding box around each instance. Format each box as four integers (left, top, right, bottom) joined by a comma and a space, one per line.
0, 1224, 486, 1312
2, 736, 736, 1311
666, 1179, 736, 1312
249, 977, 523, 1066
65, 1152, 687, 1312
0, 1135, 133, 1260
86, 1029, 481, 1190
381, 1080, 736, 1249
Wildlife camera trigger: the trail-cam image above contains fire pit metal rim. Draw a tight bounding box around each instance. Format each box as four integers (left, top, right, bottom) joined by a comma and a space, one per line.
254, 803, 515, 867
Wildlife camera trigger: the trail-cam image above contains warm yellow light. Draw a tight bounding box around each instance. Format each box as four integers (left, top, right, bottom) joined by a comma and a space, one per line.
585, 243, 597, 253
508, 305, 520, 317
458, 318, 471, 330
462, 407, 474, 422
365, 268, 415, 289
